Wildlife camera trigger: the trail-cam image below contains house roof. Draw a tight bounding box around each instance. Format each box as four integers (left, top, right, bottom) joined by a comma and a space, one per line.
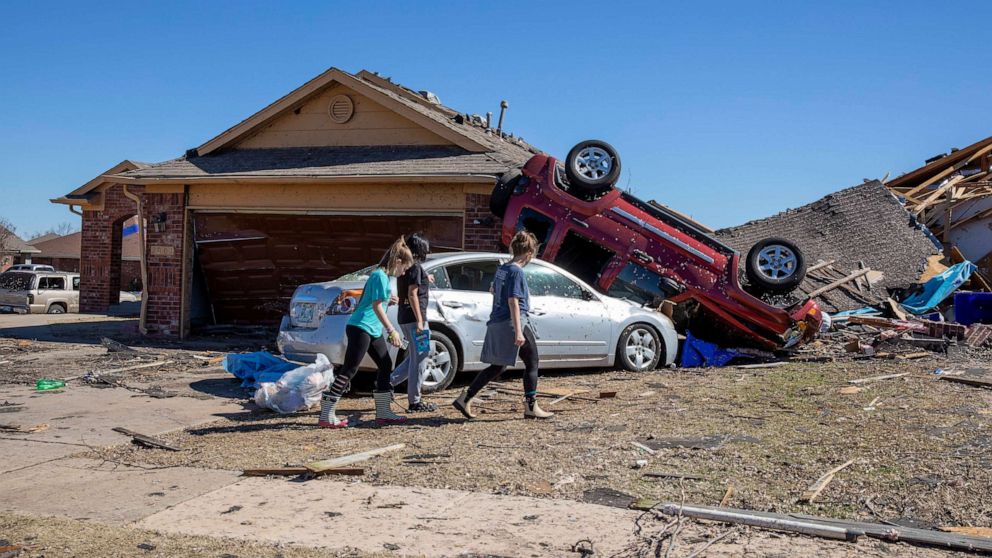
50, 160, 149, 205
886, 134, 992, 189
27, 233, 58, 245
0, 227, 41, 255
103, 68, 541, 184
31, 229, 140, 261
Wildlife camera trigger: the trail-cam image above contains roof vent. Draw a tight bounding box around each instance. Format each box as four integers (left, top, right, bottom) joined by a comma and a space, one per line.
419, 90, 441, 104
328, 95, 355, 124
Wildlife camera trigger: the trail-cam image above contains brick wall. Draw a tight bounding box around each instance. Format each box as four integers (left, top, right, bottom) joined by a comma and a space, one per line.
463, 193, 503, 252
142, 192, 185, 336
80, 184, 143, 313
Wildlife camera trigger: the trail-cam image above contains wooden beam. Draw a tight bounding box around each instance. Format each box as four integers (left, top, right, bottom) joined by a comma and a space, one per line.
806, 268, 871, 298
305, 443, 405, 473
800, 460, 854, 503
806, 259, 835, 273
112, 427, 181, 452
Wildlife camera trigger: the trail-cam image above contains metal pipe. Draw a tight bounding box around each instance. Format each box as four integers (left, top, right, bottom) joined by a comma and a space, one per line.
121, 186, 148, 335
68, 205, 82, 217
661, 504, 861, 541
486, 112, 493, 129
496, 100, 508, 137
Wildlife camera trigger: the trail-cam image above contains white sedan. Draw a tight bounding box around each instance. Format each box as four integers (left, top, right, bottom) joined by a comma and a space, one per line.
277, 252, 678, 392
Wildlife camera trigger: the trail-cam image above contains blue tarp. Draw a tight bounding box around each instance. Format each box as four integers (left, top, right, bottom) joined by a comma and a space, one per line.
900, 261, 977, 315
680, 330, 752, 368
832, 307, 878, 318
223, 351, 298, 389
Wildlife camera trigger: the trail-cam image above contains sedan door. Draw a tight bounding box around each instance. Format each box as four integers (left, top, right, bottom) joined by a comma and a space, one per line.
523, 263, 612, 362
431, 258, 503, 369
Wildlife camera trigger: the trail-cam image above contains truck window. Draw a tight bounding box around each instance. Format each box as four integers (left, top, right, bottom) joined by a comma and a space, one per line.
72, 277, 80, 291
39, 276, 66, 290
607, 263, 667, 306
0, 272, 33, 291
445, 260, 500, 292
516, 208, 554, 256
554, 231, 614, 287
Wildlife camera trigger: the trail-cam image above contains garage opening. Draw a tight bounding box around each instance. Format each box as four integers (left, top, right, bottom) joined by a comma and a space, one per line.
191, 212, 464, 325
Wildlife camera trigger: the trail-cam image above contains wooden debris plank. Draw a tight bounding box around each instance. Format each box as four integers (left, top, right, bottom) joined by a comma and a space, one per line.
599, 391, 617, 399
643, 471, 705, 480
0, 423, 49, 433
305, 443, 405, 473
631, 441, 656, 455
806, 268, 872, 299
734, 362, 787, 369
242, 468, 308, 476
99, 360, 175, 374
112, 427, 181, 451
848, 372, 908, 385
806, 260, 836, 273
939, 526, 992, 537
800, 460, 854, 503
896, 352, 931, 360
939, 375, 992, 389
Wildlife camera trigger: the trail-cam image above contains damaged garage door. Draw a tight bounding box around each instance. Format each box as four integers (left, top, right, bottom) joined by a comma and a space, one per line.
193, 212, 463, 324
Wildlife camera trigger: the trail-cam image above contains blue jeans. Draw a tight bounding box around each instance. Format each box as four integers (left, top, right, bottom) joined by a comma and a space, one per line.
390, 322, 428, 405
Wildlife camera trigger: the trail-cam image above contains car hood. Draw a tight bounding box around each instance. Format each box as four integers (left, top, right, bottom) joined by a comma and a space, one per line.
291, 280, 366, 303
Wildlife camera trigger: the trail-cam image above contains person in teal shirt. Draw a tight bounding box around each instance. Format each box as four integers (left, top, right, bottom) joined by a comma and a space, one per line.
319, 237, 414, 428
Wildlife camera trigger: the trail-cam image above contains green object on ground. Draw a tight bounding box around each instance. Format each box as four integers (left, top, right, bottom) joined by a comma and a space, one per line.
36, 379, 66, 391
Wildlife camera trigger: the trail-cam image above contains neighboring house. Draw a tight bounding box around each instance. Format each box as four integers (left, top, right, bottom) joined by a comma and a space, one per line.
27, 224, 142, 290
0, 226, 41, 272
885, 135, 992, 279
52, 67, 539, 337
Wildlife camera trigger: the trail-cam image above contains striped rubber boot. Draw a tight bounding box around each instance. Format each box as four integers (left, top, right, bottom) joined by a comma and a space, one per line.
374, 391, 407, 426
317, 393, 347, 428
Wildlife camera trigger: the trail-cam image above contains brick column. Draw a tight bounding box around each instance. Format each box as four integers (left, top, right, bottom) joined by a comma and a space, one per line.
142, 191, 186, 336
79, 184, 141, 313
464, 193, 503, 252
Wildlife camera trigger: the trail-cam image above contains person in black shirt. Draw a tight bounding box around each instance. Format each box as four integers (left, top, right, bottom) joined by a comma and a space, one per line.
391, 233, 437, 412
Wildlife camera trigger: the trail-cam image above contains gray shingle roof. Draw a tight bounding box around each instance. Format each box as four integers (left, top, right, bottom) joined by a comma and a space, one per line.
715, 181, 942, 312
117, 69, 542, 182
117, 145, 527, 180
0, 227, 41, 254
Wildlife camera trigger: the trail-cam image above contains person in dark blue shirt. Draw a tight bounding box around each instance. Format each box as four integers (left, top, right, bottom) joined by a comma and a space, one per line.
453, 231, 553, 420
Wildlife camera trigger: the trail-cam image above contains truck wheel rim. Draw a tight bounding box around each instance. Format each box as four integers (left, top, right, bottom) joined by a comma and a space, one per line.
574, 147, 612, 180
624, 328, 657, 370
422, 340, 452, 388
757, 245, 797, 280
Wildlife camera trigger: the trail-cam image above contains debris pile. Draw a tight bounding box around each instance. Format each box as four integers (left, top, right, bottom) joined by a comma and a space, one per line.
716, 181, 941, 313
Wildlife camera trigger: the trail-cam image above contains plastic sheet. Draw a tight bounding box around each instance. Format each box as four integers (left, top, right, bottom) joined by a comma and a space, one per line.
224, 351, 298, 389
680, 330, 751, 368
899, 261, 976, 315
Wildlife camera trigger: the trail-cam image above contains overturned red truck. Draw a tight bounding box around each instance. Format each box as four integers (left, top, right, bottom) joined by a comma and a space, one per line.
490, 140, 822, 350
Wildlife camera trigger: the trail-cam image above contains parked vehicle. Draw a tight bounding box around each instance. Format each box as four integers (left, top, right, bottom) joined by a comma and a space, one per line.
489, 140, 823, 350
9, 264, 56, 272
0, 271, 80, 314
278, 252, 678, 393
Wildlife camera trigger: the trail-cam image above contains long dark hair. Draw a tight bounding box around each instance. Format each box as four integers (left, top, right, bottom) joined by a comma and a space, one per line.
405, 233, 430, 263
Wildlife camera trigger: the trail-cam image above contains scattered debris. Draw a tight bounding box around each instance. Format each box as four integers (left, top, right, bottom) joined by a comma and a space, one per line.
0, 423, 48, 434
642, 472, 706, 481
800, 460, 854, 503
305, 443, 405, 473
582, 487, 637, 509
631, 441, 656, 455
848, 373, 908, 385
101, 337, 136, 353
719, 485, 735, 507
599, 391, 617, 399
661, 503, 860, 541
112, 427, 181, 452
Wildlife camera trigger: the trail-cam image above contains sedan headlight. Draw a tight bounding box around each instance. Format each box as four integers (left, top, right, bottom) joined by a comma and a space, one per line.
329, 289, 363, 315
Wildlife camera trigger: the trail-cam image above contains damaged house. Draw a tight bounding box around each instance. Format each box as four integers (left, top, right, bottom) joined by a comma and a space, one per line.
51, 67, 536, 337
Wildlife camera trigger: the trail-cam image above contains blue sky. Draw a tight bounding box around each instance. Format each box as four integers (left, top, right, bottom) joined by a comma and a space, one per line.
2, 1, 990, 238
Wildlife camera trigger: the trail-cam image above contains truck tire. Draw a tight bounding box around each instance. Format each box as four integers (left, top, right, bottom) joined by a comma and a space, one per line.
745, 237, 806, 294
490, 169, 521, 219
565, 140, 621, 192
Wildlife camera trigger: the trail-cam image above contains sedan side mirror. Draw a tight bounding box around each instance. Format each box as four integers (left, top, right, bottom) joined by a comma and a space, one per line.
581, 290, 595, 301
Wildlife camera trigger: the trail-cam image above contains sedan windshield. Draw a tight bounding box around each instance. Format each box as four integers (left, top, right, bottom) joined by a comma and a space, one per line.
335, 265, 377, 282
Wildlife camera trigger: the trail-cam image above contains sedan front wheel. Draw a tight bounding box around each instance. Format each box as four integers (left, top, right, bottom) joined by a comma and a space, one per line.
617, 323, 662, 372
420, 330, 459, 393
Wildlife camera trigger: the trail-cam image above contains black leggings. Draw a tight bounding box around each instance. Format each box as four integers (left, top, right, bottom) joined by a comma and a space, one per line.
326, 325, 393, 395
466, 325, 539, 400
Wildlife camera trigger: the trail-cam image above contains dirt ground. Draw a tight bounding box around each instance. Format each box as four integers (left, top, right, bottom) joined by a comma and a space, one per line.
3, 331, 992, 557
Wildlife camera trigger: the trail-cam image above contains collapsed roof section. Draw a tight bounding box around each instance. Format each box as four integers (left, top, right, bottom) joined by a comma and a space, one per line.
716, 181, 941, 312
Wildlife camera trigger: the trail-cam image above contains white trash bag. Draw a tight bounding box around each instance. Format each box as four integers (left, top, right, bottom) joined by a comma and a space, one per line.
253, 354, 334, 414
